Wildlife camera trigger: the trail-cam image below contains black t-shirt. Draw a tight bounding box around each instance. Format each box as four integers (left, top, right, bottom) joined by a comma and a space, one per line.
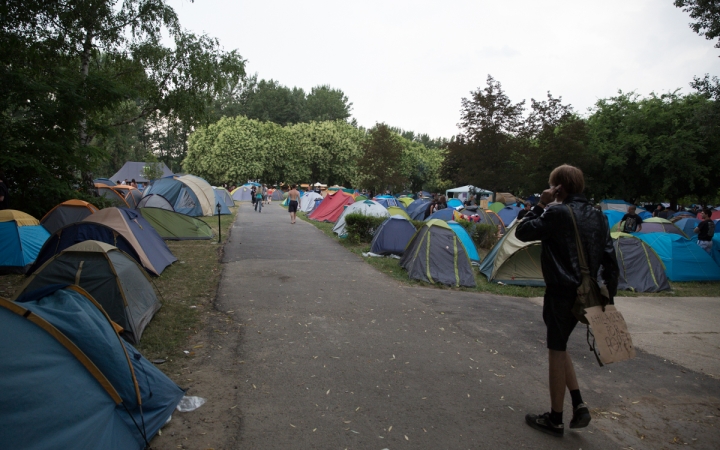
697, 219, 715, 241
0, 181, 8, 210
517, 209, 529, 221
621, 213, 643, 233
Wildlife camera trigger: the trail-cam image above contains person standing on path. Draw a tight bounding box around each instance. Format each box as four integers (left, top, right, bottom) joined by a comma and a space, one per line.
694, 208, 715, 255
288, 185, 300, 224
255, 188, 263, 213
516, 164, 618, 438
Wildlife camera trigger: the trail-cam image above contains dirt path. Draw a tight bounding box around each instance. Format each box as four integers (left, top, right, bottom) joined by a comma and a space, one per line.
152, 203, 720, 450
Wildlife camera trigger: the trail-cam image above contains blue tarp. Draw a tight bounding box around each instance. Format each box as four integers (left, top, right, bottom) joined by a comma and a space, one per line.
0, 222, 50, 273
370, 216, 417, 256
637, 233, 720, 281
3, 287, 184, 449
448, 221, 480, 263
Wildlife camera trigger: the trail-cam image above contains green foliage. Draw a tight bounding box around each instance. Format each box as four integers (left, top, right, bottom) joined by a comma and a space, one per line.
675, 0, 720, 50
355, 124, 407, 192
142, 155, 164, 181
456, 220, 499, 250
344, 214, 387, 243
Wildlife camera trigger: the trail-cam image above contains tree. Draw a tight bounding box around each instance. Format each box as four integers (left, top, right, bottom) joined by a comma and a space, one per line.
304, 85, 353, 122
675, 0, 720, 52
442, 75, 525, 194
142, 155, 164, 181
355, 124, 407, 193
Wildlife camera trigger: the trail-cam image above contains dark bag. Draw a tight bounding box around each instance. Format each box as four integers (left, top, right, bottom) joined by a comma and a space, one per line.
566, 206, 610, 325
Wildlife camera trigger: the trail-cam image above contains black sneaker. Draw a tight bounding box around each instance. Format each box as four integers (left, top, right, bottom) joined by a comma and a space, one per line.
525, 412, 564, 437
569, 403, 591, 429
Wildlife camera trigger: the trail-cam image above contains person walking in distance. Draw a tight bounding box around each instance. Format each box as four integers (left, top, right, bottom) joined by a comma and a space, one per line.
288, 184, 300, 224
516, 164, 618, 437
694, 208, 715, 255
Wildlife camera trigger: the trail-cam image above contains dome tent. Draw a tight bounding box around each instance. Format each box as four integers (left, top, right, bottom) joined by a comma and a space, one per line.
15, 241, 161, 344
400, 219, 476, 287
407, 198, 431, 220
142, 175, 215, 216
299, 191, 323, 213
41, 199, 100, 235
333, 200, 389, 237
309, 190, 354, 222
0, 210, 51, 274
1, 286, 183, 449
610, 233, 670, 293
479, 224, 543, 286
637, 233, 720, 282
137, 194, 174, 211
138, 207, 214, 240
213, 186, 234, 207
370, 215, 417, 256
447, 221, 480, 264
231, 185, 254, 202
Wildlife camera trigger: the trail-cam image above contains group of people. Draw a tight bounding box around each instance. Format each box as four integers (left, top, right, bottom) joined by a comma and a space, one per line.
619, 205, 714, 255
250, 184, 273, 213
115, 179, 139, 189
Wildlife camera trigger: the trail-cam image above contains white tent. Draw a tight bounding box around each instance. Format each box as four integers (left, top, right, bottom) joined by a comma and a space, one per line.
445, 185, 492, 201
333, 200, 389, 237
299, 192, 323, 213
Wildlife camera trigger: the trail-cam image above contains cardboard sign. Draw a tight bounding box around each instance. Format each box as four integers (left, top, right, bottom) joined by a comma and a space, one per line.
584, 305, 636, 365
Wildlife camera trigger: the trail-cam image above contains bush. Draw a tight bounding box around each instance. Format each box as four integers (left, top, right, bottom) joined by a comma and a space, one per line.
345, 214, 388, 243
456, 219, 499, 249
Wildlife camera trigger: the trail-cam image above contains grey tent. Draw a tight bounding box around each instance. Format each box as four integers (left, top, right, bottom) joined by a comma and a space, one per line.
610, 232, 671, 293
40, 200, 100, 234
14, 240, 160, 344
214, 187, 235, 207
110, 161, 174, 183
271, 189, 286, 201
399, 219, 476, 287
137, 194, 174, 211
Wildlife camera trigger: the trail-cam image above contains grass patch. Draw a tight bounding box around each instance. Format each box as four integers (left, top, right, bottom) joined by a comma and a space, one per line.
0, 206, 239, 374
299, 214, 720, 298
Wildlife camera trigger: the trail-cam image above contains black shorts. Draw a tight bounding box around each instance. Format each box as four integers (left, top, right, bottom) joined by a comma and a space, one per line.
288, 200, 298, 213
543, 286, 579, 351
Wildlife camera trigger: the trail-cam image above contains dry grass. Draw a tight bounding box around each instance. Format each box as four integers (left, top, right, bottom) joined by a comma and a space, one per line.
299, 213, 720, 298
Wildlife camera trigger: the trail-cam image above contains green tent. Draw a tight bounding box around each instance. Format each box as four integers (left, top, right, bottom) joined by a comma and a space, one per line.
354, 195, 368, 202
138, 207, 214, 240
387, 206, 411, 220
488, 202, 505, 213
399, 219, 476, 287
478, 224, 544, 286
14, 241, 160, 344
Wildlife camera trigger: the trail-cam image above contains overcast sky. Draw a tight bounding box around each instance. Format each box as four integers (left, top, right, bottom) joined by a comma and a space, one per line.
168, 0, 719, 138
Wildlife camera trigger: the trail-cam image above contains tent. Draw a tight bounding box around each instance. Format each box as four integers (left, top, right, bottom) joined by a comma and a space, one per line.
407, 198, 431, 220
110, 160, 174, 183
445, 185, 492, 202
354, 194, 368, 202
627, 217, 689, 238
387, 206, 411, 220
231, 185, 254, 202
398, 197, 414, 207
138, 207, 214, 240
309, 190, 355, 222
426, 208, 459, 222
41, 200, 99, 235
142, 176, 215, 216
488, 202, 506, 213
175, 175, 216, 216
637, 233, 720, 281
447, 221, 480, 263
299, 191, 323, 213
81, 208, 176, 275
111, 185, 143, 208
697, 210, 720, 220
494, 192, 517, 205
600, 199, 652, 219
0, 210, 51, 274
213, 189, 232, 215
497, 205, 522, 226
675, 218, 701, 237
333, 200, 389, 237
213, 187, 235, 207
458, 208, 507, 235
672, 211, 695, 219
370, 215, 417, 256
610, 233, 671, 292
96, 184, 130, 207
1, 286, 183, 449
479, 224, 544, 286
603, 210, 626, 229
373, 196, 405, 209
15, 241, 161, 343
271, 189, 286, 201
447, 198, 464, 209
93, 178, 116, 186
137, 194, 174, 211
400, 219, 476, 287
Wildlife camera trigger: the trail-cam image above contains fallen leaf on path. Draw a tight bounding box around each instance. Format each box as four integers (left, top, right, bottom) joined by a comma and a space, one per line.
388, 426, 392, 432
405, 435, 409, 440
290, 424, 296, 428
326, 389, 330, 395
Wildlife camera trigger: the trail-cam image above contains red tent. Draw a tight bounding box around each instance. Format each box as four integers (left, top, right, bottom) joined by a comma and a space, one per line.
308, 191, 355, 222
697, 211, 720, 220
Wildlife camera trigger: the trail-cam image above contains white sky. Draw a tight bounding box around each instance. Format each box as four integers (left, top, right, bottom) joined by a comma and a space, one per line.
168, 0, 719, 139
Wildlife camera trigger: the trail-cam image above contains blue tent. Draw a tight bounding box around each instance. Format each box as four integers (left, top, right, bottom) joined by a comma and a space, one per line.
447, 198, 463, 209
407, 198, 430, 220
672, 211, 695, 219
213, 190, 231, 215
1, 286, 183, 449
370, 215, 417, 256
427, 208, 456, 222
374, 196, 405, 209
497, 205, 522, 226
448, 221, 480, 263
142, 178, 203, 216
637, 233, 720, 281
603, 210, 626, 229
0, 210, 51, 274
675, 218, 701, 237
